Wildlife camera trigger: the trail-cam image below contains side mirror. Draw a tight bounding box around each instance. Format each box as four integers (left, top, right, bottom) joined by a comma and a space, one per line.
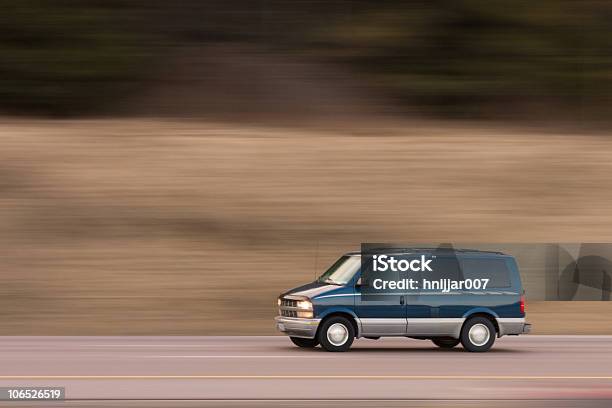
356, 278, 368, 288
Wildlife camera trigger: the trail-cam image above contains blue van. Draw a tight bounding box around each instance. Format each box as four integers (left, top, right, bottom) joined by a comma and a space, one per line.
276, 248, 530, 352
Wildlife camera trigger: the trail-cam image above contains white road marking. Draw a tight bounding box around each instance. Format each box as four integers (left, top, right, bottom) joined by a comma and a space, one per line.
144, 355, 327, 358
0, 375, 611, 380
88, 345, 245, 347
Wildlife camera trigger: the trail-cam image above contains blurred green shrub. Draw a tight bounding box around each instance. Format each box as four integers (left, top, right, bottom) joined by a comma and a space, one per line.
306, 0, 612, 119
1, 0, 611, 121
0, 1, 158, 115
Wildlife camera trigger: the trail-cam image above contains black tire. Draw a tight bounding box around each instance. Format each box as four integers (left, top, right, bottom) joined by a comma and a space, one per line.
432, 337, 460, 349
460, 316, 496, 352
290, 337, 319, 348
318, 316, 355, 352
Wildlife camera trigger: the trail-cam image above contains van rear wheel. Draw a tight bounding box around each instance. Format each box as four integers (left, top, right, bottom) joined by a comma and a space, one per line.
318, 316, 355, 352
460, 317, 496, 352
432, 337, 460, 348
290, 337, 319, 348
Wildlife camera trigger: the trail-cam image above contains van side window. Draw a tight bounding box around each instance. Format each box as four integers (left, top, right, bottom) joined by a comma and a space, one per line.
461, 258, 512, 288
430, 256, 463, 281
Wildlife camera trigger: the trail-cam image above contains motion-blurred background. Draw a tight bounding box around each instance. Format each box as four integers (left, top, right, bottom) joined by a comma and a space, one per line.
1, 1, 612, 334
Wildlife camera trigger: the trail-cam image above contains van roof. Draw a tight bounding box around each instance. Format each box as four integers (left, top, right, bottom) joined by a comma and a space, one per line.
345, 247, 507, 256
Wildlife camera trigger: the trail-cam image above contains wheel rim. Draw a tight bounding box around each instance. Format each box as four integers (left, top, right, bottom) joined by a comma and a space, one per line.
327, 323, 349, 346
468, 323, 490, 346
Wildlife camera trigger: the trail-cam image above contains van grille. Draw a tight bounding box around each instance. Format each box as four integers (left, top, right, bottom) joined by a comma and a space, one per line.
279, 297, 299, 318
280, 299, 297, 308
281, 309, 297, 318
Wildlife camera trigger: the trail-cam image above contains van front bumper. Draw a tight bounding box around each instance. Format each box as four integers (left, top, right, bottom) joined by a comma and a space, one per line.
275, 316, 321, 339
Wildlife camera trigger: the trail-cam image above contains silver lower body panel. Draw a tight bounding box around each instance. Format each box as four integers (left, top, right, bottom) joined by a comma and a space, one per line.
358, 318, 406, 336
358, 318, 465, 338
359, 317, 531, 339
406, 318, 465, 338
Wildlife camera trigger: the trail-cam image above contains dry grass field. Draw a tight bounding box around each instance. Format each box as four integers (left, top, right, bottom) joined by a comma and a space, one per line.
1, 119, 612, 334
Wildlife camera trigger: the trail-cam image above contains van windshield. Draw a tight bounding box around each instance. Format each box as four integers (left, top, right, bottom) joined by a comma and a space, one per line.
317, 255, 361, 285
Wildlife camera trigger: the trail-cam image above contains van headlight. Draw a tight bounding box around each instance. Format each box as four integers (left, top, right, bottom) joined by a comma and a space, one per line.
297, 300, 313, 311
296, 300, 313, 318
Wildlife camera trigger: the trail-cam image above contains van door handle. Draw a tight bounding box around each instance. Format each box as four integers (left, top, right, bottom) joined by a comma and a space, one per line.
400, 295, 405, 305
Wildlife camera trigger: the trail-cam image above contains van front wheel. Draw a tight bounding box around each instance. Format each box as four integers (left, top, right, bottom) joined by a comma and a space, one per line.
290, 337, 319, 348
432, 337, 460, 349
460, 317, 496, 352
318, 316, 355, 352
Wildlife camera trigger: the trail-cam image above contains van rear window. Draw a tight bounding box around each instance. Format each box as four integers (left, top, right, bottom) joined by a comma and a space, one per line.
461, 258, 512, 288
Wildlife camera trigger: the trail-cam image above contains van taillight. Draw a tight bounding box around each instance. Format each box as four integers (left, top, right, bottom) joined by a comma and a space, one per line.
520, 295, 525, 314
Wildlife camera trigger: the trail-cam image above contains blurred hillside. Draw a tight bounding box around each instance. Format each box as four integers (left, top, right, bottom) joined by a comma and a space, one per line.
1, 1, 611, 124
2, 120, 612, 334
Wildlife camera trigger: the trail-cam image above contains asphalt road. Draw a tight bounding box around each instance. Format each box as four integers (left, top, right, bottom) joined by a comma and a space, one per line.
0, 336, 611, 406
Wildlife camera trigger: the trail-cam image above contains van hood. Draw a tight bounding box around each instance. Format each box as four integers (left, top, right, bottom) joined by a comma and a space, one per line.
281, 281, 340, 299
